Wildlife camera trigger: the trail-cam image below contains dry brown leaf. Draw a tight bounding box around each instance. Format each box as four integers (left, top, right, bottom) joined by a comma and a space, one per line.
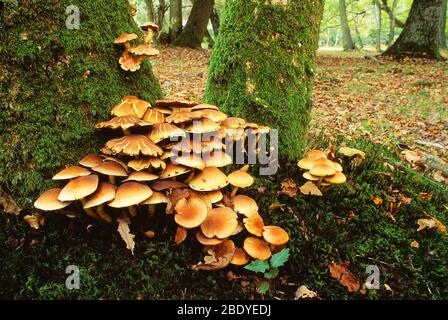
280, 178, 298, 197
417, 218, 436, 232
174, 226, 187, 245
328, 261, 362, 293
371, 196, 383, 206
419, 193, 433, 201
339, 146, 365, 159
143, 230, 155, 238
299, 181, 323, 196
294, 285, 317, 299
117, 214, 135, 255
401, 150, 421, 164
192, 240, 235, 271
24, 215, 40, 229
268, 203, 286, 211
0, 186, 21, 216
411, 239, 420, 249
166, 188, 190, 214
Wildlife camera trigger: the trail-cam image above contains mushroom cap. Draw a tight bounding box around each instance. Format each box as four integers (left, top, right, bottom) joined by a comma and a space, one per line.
190, 109, 227, 122
52, 166, 91, 180
92, 161, 128, 177
149, 123, 186, 143
191, 103, 219, 111
142, 108, 165, 124
150, 179, 187, 191
141, 21, 159, 32
201, 139, 225, 153
129, 45, 160, 56
170, 138, 201, 153
233, 195, 259, 217
297, 157, 319, 170
189, 191, 212, 210
173, 153, 206, 170
204, 151, 232, 167
153, 106, 173, 115
332, 162, 343, 172
118, 52, 143, 72
303, 171, 319, 181
160, 162, 191, 179
309, 163, 337, 177
141, 191, 168, 205
165, 111, 200, 124
262, 226, 289, 246
200, 207, 238, 239
243, 213, 265, 237
224, 127, 245, 141
189, 167, 228, 191
306, 149, 327, 159
339, 146, 366, 159
111, 96, 150, 118
221, 117, 246, 129
228, 168, 254, 188
207, 190, 223, 204
155, 99, 199, 109
114, 33, 138, 44
195, 232, 225, 245
324, 171, 347, 184
108, 182, 153, 208
128, 157, 166, 171
58, 175, 99, 201
102, 156, 129, 172
174, 197, 208, 229
230, 248, 251, 266
79, 154, 104, 168
185, 117, 221, 134
122, 170, 159, 182
243, 237, 271, 261
83, 182, 117, 209
95, 115, 151, 130
105, 134, 163, 157
34, 188, 72, 211
299, 181, 323, 196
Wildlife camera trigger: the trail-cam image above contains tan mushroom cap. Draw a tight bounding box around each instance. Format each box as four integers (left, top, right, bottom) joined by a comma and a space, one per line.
123, 170, 159, 182
213, 239, 236, 259
191, 109, 227, 122
243, 213, 265, 237
58, 175, 99, 201
129, 45, 160, 56
324, 171, 347, 184
173, 153, 206, 170
262, 226, 289, 246
201, 139, 225, 153
185, 117, 221, 134
221, 117, 246, 129
105, 134, 163, 157
297, 157, 318, 170
95, 115, 151, 130
111, 96, 150, 118
230, 248, 251, 266
128, 157, 166, 171
155, 99, 199, 108
79, 154, 104, 168
108, 182, 153, 208
114, 33, 138, 44
233, 195, 259, 217
141, 21, 159, 32
34, 188, 72, 211
200, 207, 238, 239
102, 156, 129, 172
243, 237, 271, 261
195, 232, 225, 245
165, 111, 200, 124
142, 108, 165, 124
207, 190, 223, 204
174, 197, 208, 229
303, 171, 319, 181
204, 151, 232, 167
339, 146, 366, 159
190, 191, 212, 210
309, 163, 337, 177
118, 52, 143, 72
170, 138, 201, 153
149, 123, 186, 143
306, 149, 327, 159
160, 162, 191, 179
153, 106, 173, 115
141, 191, 168, 205
83, 182, 117, 209
92, 161, 128, 177
189, 167, 228, 191
52, 166, 91, 180
150, 179, 187, 191
228, 166, 254, 188
191, 103, 219, 111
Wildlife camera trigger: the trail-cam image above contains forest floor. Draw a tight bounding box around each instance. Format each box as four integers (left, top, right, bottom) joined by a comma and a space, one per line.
1, 47, 447, 300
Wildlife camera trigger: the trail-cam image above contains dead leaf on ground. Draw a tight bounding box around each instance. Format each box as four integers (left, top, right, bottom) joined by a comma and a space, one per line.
401, 150, 421, 164
117, 214, 135, 255
143, 230, 155, 238
371, 196, 383, 206
299, 181, 323, 196
328, 261, 364, 294
192, 240, 235, 271
268, 203, 286, 211
174, 226, 187, 245
295, 285, 317, 299
419, 193, 433, 201
411, 239, 420, 248
0, 186, 21, 216
166, 188, 190, 214
279, 178, 298, 197
417, 218, 436, 232
24, 214, 40, 229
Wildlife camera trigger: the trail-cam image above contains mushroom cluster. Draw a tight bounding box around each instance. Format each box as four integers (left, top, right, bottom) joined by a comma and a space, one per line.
297, 150, 347, 196
34, 95, 289, 270
114, 22, 160, 72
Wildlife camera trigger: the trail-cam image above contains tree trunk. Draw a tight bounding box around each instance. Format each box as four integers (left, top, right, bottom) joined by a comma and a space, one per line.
439, 0, 447, 48
355, 25, 364, 48
339, 0, 356, 50
381, 0, 405, 28
388, 0, 399, 46
210, 6, 220, 38
172, 0, 214, 48
374, 0, 382, 52
383, 0, 444, 59
157, 0, 167, 31
205, 0, 325, 160
146, 0, 155, 22
169, 0, 183, 41
0, 0, 162, 207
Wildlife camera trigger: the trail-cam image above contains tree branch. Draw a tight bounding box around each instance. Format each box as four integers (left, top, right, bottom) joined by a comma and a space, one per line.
380, 0, 405, 28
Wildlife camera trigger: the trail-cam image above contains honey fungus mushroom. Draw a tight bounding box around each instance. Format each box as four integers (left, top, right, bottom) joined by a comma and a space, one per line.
200, 207, 238, 239
174, 197, 208, 229
243, 237, 271, 261
83, 182, 117, 223
34, 188, 72, 211
228, 165, 254, 197
108, 182, 153, 216
114, 33, 138, 50
140, 21, 159, 44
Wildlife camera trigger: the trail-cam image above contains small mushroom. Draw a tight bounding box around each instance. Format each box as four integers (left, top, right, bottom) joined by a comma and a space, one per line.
34, 188, 72, 211
230, 248, 251, 266
262, 226, 289, 246
52, 166, 91, 180
189, 167, 228, 192
243, 237, 271, 261
92, 161, 128, 184
243, 213, 265, 237
174, 197, 208, 229
79, 154, 105, 168
108, 182, 153, 217
114, 33, 138, 50
232, 195, 259, 217
128, 157, 166, 171
200, 207, 238, 239
104, 134, 163, 157
111, 96, 150, 119
228, 165, 254, 197
83, 182, 117, 223
195, 232, 225, 245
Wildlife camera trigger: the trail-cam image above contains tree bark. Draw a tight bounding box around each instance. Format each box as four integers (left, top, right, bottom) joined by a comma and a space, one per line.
381, 0, 405, 28
146, 0, 155, 22
157, 0, 168, 31
0, 0, 162, 207
374, 0, 382, 52
383, 0, 444, 59
355, 24, 364, 48
339, 0, 356, 50
169, 0, 183, 41
388, 0, 399, 46
172, 0, 214, 48
439, 0, 447, 48
205, 0, 325, 160
210, 6, 220, 38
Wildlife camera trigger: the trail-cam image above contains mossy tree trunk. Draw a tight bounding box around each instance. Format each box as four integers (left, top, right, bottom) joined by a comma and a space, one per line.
383, 0, 444, 59
205, 0, 325, 160
172, 0, 214, 48
439, 0, 447, 48
0, 0, 162, 208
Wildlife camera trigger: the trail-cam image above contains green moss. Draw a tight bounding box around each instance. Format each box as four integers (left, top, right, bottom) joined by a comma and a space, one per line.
205, 0, 325, 160
0, 0, 162, 208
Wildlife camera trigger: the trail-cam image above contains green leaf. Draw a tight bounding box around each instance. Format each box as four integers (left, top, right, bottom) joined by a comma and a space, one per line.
269, 248, 290, 269
264, 268, 279, 279
244, 260, 270, 273
258, 281, 270, 294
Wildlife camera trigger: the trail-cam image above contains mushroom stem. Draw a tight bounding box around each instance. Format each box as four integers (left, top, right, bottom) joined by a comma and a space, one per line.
230, 186, 240, 198
122, 128, 131, 135
97, 204, 112, 223
184, 171, 195, 183
147, 204, 156, 216
316, 177, 323, 188
129, 205, 138, 217
124, 43, 130, 51
108, 175, 116, 185
83, 207, 101, 221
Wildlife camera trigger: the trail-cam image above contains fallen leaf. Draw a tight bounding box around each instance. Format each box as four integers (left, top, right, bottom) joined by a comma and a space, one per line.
174, 226, 187, 245
299, 181, 323, 196
339, 146, 365, 159
294, 285, 317, 299
0, 186, 21, 216
419, 193, 433, 201
117, 214, 135, 255
268, 203, 286, 211
411, 239, 420, 248
24, 215, 40, 229
166, 188, 190, 214
328, 261, 362, 293
401, 150, 421, 164
384, 284, 393, 292
279, 178, 298, 197
417, 218, 436, 232
371, 196, 383, 206
192, 240, 236, 271
143, 230, 155, 238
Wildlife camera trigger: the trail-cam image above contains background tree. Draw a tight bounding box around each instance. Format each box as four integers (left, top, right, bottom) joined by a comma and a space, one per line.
146, 0, 156, 21
339, 0, 356, 50
0, 0, 162, 207
439, 0, 447, 48
169, 0, 183, 41
374, 0, 383, 51
205, 0, 325, 160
